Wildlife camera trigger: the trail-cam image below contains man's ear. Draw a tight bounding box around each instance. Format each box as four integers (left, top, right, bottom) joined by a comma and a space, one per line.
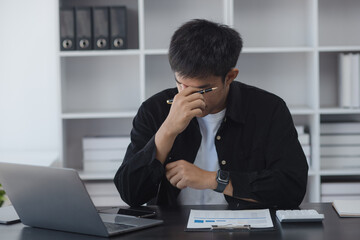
225, 68, 239, 86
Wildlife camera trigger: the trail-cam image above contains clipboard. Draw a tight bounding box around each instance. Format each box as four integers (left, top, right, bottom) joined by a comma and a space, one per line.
184, 225, 276, 232
184, 209, 275, 232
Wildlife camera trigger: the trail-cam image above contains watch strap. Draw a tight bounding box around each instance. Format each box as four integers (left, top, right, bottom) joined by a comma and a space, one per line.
214, 180, 227, 193
214, 170, 229, 193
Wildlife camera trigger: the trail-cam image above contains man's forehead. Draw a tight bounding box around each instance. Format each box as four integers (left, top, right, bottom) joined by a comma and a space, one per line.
174, 73, 219, 88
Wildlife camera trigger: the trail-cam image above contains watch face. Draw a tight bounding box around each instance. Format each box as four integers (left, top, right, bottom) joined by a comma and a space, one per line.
219, 170, 230, 181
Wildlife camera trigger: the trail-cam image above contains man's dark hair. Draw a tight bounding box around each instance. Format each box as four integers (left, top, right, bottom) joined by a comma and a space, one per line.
168, 19, 243, 81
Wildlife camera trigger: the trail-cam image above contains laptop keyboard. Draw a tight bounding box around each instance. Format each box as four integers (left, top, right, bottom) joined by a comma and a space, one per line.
104, 222, 136, 232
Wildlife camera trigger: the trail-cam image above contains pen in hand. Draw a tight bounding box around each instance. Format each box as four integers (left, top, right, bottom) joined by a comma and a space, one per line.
166, 87, 218, 104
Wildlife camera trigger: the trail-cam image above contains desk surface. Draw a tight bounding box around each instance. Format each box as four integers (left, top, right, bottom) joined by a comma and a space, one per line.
1, 203, 359, 240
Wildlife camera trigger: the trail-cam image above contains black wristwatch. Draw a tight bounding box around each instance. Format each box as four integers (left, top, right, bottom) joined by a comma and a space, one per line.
214, 170, 230, 193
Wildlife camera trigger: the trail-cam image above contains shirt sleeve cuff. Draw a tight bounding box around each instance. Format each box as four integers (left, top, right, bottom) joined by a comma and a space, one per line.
141, 135, 165, 184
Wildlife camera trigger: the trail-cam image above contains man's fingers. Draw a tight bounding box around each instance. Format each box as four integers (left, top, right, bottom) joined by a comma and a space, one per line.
172, 91, 203, 106
168, 172, 182, 187
166, 160, 188, 170
176, 179, 187, 189
165, 160, 190, 189
178, 86, 202, 96
165, 161, 178, 171
166, 165, 183, 188
165, 167, 177, 181
191, 108, 204, 117
166, 161, 183, 180
188, 99, 206, 111
167, 170, 187, 189
185, 92, 204, 102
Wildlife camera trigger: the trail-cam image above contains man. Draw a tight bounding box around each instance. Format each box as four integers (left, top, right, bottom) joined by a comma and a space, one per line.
114, 19, 308, 209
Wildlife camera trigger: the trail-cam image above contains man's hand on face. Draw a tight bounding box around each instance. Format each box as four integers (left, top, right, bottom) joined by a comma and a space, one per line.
165, 160, 216, 190
163, 87, 206, 136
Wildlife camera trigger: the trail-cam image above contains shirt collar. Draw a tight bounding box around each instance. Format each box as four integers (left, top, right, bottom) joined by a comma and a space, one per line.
225, 81, 247, 124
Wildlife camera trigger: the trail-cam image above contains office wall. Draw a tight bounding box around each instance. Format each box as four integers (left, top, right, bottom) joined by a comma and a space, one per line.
0, 0, 59, 158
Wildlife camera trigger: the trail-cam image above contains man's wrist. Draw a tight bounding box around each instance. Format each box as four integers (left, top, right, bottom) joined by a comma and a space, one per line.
207, 171, 218, 190
155, 122, 178, 164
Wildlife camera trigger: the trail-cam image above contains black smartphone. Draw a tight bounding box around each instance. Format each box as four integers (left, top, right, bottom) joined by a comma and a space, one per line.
116, 208, 156, 218
99, 207, 156, 218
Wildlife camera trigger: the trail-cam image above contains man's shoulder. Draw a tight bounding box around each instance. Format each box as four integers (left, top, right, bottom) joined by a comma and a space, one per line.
229, 82, 290, 125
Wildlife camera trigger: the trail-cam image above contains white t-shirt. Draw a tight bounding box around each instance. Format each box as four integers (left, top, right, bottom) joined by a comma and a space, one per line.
178, 108, 227, 205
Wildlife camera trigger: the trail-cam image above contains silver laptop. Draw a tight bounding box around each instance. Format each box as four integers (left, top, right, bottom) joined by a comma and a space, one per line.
0, 162, 163, 237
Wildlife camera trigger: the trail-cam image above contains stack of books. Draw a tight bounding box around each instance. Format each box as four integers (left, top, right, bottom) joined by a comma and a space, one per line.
82, 136, 131, 174
320, 122, 360, 169
321, 180, 360, 202
296, 125, 311, 165
338, 53, 360, 108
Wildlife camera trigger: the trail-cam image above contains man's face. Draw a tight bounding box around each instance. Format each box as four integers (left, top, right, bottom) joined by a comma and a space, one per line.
174, 72, 230, 117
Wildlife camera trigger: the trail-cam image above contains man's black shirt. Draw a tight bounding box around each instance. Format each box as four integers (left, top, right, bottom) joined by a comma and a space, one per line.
114, 81, 308, 209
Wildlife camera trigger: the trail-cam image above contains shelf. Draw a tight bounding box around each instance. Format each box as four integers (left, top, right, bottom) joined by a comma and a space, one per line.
242, 47, 314, 53
320, 169, 360, 176
320, 108, 360, 115
319, 46, 360, 52
143, 47, 315, 55
59, 49, 141, 57
144, 49, 168, 55
62, 111, 137, 119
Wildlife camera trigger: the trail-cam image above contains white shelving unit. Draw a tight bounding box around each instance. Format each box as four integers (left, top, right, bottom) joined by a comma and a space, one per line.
58, 0, 360, 205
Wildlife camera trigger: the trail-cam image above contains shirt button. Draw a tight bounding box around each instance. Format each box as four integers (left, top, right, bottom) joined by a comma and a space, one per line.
221, 160, 226, 165
216, 135, 221, 140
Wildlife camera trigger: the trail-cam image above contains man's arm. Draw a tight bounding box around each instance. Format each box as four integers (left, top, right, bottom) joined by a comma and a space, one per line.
114, 104, 164, 206
165, 159, 258, 203
229, 100, 308, 208
114, 87, 205, 206
155, 87, 205, 164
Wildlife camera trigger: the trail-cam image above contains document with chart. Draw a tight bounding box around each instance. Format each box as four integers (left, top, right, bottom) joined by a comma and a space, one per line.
186, 209, 273, 231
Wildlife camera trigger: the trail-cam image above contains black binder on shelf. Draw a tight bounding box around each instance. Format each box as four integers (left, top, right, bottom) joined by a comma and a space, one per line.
60, 8, 75, 51
109, 6, 127, 49
92, 7, 110, 50
75, 7, 92, 50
